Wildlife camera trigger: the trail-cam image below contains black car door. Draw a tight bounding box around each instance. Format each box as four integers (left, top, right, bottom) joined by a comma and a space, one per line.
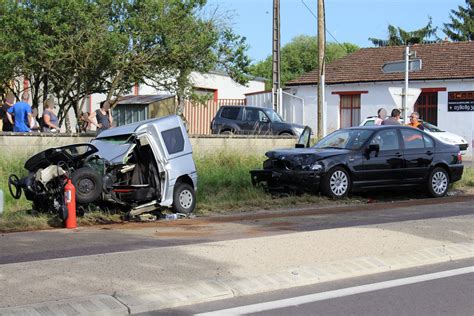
400, 128, 434, 183
359, 128, 405, 187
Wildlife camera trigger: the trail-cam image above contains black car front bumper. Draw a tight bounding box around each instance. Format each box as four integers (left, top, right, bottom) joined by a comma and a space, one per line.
250, 169, 322, 192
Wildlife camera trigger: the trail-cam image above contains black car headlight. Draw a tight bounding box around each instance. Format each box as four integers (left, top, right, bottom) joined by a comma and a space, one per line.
302, 161, 324, 171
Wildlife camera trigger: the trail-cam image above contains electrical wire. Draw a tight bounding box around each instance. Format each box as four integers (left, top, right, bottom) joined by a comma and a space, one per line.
300, 0, 349, 53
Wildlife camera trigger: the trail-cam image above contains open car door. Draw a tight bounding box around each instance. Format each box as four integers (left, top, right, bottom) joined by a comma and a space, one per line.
296, 126, 312, 148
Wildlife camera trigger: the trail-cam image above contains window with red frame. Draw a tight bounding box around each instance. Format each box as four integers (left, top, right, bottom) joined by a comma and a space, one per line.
414, 92, 438, 125
340, 94, 361, 128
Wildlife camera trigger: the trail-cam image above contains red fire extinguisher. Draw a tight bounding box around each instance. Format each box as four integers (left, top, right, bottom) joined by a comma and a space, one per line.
64, 179, 77, 229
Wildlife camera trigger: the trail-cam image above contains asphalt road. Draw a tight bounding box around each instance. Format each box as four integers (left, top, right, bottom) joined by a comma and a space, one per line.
1, 195, 473, 264
148, 259, 474, 316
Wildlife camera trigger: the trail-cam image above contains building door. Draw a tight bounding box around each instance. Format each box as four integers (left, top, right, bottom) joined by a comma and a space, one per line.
339, 94, 361, 128
414, 92, 437, 125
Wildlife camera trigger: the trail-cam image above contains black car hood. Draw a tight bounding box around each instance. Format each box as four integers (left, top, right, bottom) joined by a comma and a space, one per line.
264, 147, 351, 170
266, 148, 351, 160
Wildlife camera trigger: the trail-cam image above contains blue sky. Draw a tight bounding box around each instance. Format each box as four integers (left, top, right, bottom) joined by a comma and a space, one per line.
206, 0, 465, 63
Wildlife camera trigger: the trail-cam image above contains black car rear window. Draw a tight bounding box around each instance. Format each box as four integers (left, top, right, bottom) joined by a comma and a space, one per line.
162, 127, 185, 155
220, 107, 241, 120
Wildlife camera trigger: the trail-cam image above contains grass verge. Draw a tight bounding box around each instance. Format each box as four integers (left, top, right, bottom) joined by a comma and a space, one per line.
1, 151, 473, 232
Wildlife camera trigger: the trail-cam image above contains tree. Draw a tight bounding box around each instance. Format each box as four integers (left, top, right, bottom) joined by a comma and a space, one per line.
0, 0, 250, 130
249, 35, 358, 89
369, 17, 439, 47
443, 0, 474, 41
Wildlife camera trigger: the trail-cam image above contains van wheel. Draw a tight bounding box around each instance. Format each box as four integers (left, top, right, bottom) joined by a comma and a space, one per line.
71, 167, 103, 204
321, 167, 351, 199
427, 167, 449, 197
173, 182, 196, 214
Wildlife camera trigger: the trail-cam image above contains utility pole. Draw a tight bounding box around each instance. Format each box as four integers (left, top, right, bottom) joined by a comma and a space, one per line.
272, 0, 281, 112
403, 46, 410, 124
317, 0, 325, 139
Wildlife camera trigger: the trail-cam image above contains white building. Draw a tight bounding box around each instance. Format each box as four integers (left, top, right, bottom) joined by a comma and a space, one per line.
285, 41, 474, 157
88, 71, 265, 113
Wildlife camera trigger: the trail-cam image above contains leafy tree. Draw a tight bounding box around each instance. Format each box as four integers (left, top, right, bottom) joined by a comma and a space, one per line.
443, 0, 474, 41
249, 35, 359, 89
0, 0, 250, 130
369, 17, 439, 47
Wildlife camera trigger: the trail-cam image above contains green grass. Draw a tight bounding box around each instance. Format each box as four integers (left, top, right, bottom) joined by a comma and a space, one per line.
454, 166, 474, 189
1, 150, 473, 232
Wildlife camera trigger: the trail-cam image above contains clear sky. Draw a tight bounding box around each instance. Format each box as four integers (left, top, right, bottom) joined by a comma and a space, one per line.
206, 0, 465, 63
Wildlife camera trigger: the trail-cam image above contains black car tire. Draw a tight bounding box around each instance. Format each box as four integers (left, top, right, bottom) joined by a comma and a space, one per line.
173, 182, 196, 214
427, 167, 449, 198
71, 167, 103, 204
321, 166, 351, 199
280, 132, 293, 136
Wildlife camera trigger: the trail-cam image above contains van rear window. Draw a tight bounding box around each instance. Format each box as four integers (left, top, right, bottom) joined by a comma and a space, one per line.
221, 107, 241, 120
162, 127, 185, 155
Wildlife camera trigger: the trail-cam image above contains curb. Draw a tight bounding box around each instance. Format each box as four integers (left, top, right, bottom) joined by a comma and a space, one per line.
1, 242, 473, 315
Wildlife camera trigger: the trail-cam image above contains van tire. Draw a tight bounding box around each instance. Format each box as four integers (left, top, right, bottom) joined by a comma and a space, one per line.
71, 167, 103, 204
173, 182, 196, 214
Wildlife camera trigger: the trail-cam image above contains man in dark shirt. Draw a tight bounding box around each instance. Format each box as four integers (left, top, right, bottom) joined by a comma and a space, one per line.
381, 108, 401, 126
0, 96, 14, 132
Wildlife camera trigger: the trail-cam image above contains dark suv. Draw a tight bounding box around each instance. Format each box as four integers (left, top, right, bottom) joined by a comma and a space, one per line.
210, 106, 305, 136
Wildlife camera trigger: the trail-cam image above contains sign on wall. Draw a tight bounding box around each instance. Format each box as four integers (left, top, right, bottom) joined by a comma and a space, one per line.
448, 91, 474, 112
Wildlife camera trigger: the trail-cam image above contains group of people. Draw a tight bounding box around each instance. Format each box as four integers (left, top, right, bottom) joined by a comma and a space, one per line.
0, 93, 113, 135
374, 108, 424, 130
0, 93, 59, 133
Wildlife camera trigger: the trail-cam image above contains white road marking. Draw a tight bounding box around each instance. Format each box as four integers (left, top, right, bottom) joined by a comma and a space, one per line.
195, 266, 474, 316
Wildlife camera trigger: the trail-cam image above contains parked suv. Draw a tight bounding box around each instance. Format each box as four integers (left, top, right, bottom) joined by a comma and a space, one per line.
211, 105, 305, 136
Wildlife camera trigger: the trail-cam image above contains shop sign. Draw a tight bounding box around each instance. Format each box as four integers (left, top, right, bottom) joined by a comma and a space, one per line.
448, 91, 474, 111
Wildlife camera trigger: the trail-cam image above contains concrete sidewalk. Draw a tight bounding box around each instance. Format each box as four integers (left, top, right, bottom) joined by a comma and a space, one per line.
1, 212, 473, 315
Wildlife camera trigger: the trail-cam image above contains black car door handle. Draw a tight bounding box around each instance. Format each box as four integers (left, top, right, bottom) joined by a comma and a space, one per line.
426, 151, 433, 155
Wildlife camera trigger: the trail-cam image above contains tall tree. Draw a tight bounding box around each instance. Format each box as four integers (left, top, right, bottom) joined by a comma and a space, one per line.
0, 0, 250, 130
249, 35, 358, 89
369, 18, 439, 47
443, 0, 474, 41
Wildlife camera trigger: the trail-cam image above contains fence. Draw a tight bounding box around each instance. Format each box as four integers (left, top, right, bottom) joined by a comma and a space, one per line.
183, 91, 305, 135
184, 99, 246, 135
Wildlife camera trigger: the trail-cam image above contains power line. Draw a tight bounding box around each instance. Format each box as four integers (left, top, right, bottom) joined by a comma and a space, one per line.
300, 0, 348, 52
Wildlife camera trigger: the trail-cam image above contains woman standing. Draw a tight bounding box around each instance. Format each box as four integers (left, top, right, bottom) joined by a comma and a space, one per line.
42, 98, 59, 132
86, 100, 113, 135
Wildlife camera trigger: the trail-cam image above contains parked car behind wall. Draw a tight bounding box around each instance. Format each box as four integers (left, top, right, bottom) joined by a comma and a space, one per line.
211, 105, 305, 136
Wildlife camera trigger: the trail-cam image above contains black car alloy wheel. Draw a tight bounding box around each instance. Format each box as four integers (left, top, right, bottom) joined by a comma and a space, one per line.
428, 167, 449, 197
322, 166, 351, 199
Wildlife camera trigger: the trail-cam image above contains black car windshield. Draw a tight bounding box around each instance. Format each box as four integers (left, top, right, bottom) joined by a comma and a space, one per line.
263, 108, 284, 122
314, 129, 373, 150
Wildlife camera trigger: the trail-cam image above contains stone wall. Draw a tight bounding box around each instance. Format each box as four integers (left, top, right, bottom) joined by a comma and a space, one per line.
0, 132, 297, 157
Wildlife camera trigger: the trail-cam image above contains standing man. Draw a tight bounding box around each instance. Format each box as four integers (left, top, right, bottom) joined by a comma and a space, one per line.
7, 92, 32, 132
407, 112, 424, 130
381, 108, 401, 126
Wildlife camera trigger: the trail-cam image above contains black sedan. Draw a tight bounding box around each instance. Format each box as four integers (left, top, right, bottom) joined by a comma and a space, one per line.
250, 126, 464, 198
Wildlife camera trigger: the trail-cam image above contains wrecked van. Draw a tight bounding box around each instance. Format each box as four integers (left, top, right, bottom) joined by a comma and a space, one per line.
8, 115, 197, 218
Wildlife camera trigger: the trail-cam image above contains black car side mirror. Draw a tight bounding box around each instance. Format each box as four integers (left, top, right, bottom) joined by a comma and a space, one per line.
365, 144, 380, 158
